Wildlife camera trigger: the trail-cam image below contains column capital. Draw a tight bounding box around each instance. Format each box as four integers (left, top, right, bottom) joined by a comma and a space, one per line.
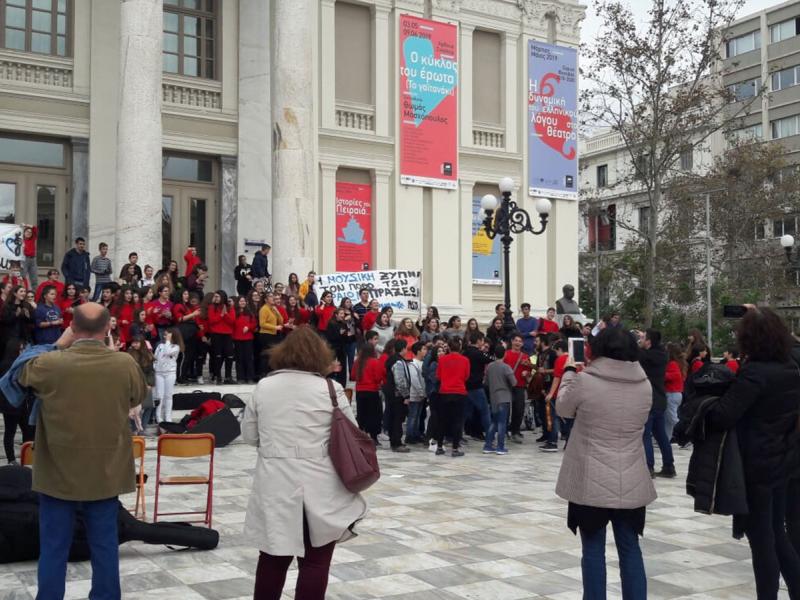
320, 0, 336, 7
371, 168, 392, 182
459, 178, 476, 190
320, 162, 339, 176
372, 0, 391, 15
461, 23, 475, 35
220, 155, 237, 168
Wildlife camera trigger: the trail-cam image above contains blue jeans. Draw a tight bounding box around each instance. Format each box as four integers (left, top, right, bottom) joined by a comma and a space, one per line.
580, 516, 647, 599
484, 403, 509, 451
643, 408, 674, 470
38, 494, 120, 600
406, 401, 424, 441
466, 388, 492, 436
664, 392, 682, 441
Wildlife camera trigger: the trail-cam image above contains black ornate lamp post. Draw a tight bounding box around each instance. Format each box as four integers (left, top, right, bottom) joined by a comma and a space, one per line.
481, 177, 552, 336
781, 234, 800, 270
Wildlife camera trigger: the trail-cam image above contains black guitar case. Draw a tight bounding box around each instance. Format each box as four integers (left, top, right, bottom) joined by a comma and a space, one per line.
172, 390, 223, 411
0, 466, 219, 563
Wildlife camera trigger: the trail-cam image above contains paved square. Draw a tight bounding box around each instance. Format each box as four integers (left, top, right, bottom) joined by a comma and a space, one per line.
0, 387, 790, 599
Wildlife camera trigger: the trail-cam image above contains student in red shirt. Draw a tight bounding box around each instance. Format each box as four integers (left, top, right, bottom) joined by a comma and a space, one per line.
233, 295, 257, 383
722, 348, 740, 375
315, 290, 336, 336
2, 262, 28, 290
59, 283, 80, 330
664, 342, 687, 441
114, 286, 136, 347
435, 337, 471, 457
34, 269, 64, 302
503, 333, 532, 443
207, 290, 236, 384
352, 331, 384, 444
184, 246, 202, 278
21, 224, 38, 289
360, 300, 381, 333
282, 294, 310, 334
541, 339, 568, 452
538, 307, 560, 334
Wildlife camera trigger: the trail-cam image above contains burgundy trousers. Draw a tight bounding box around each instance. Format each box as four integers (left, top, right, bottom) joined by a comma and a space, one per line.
253, 519, 336, 600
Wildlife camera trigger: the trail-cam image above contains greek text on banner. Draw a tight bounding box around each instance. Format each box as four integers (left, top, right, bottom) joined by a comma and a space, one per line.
314, 270, 422, 313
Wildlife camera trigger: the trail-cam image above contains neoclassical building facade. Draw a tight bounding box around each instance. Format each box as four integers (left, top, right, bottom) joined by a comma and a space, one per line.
0, 0, 584, 319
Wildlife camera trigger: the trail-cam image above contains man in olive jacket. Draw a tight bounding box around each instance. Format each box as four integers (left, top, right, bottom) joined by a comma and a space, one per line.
18, 303, 146, 600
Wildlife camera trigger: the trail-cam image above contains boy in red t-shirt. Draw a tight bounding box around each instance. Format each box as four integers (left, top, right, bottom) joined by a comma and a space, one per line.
541, 340, 568, 452
503, 333, 532, 443
21, 224, 38, 289
538, 307, 560, 334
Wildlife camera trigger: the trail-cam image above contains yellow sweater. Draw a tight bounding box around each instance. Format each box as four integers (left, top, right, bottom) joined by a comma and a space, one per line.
259, 305, 284, 335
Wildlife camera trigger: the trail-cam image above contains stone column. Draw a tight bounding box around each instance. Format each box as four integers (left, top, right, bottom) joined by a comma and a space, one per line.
373, 4, 390, 136
320, 0, 336, 130
319, 163, 338, 274
238, 0, 272, 260
271, 0, 316, 283
70, 138, 89, 241
503, 34, 519, 153
115, 0, 162, 273
372, 168, 392, 268
219, 156, 238, 292
460, 24, 474, 149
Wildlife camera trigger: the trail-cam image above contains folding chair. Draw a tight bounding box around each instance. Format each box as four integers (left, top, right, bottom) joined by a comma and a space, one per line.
153, 433, 215, 527
19, 441, 34, 467
132, 436, 146, 520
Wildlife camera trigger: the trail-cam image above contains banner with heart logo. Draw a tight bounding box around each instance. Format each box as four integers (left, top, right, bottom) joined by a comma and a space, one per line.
528, 41, 579, 201
399, 15, 458, 190
0, 224, 23, 267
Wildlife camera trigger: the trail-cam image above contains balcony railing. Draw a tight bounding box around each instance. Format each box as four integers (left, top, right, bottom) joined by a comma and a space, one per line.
162, 74, 222, 110
335, 100, 375, 132
472, 122, 505, 149
0, 49, 73, 90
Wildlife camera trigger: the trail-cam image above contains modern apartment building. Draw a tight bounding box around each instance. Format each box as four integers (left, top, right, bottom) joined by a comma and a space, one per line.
0, 0, 585, 319
578, 0, 800, 318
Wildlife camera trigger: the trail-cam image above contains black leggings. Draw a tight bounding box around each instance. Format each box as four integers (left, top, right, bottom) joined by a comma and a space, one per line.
3, 412, 35, 463
355, 390, 381, 440
234, 339, 255, 382
435, 395, 466, 450
745, 482, 800, 599
210, 333, 234, 380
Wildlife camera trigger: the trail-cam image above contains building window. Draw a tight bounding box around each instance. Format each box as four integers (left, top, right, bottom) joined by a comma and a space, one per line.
726, 30, 761, 58
680, 147, 694, 171
732, 123, 763, 142
334, 2, 372, 105
588, 204, 616, 251
596, 164, 608, 188
774, 215, 797, 238
755, 220, 766, 240
0, 135, 64, 167
163, 155, 213, 182
1, 0, 70, 56
639, 206, 651, 237
163, 0, 216, 79
771, 115, 800, 140
771, 66, 800, 91
728, 78, 760, 102
770, 18, 799, 43
472, 29, 502, 125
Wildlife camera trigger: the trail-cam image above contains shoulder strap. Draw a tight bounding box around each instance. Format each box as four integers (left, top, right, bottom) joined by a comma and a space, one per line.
325, 377, 339, 408
513, 351, 524, 371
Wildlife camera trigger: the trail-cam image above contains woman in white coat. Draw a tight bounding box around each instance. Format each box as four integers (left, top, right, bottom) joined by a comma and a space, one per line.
242, 325, 368, 600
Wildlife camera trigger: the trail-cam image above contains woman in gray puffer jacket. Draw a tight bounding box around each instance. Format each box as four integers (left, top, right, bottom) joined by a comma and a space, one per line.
555, 327, 656, 600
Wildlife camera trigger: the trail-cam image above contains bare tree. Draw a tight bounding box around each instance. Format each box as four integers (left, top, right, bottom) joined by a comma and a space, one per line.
582, 0, 752, 326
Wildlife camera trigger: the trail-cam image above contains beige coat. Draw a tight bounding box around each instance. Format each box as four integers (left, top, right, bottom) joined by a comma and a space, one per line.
242, 370, 368, 556
18, 339, 146, 501
555, 357, 657, 509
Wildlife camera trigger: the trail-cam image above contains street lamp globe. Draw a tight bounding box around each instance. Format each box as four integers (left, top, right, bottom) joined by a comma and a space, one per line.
781, 234, 795, 249
498, 177, 514, 194
534, 197, 552, 215
481, 194, 499, 211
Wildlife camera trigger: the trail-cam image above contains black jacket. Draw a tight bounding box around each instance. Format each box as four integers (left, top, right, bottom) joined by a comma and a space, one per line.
638, 346, 668, 411
60, 249, 91, 287
708, 359, 800, 486
463, 345, 493, 391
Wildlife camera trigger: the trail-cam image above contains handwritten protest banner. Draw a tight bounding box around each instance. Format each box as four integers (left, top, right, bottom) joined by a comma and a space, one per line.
315, 269, 421, 312
0, 224, 23, 270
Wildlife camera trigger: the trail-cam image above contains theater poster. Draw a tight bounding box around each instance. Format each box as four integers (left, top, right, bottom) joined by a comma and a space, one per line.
335, 182, 372, 272
399, 15, 458, 190
528, 41, 578, 200
471, 197, 501, 285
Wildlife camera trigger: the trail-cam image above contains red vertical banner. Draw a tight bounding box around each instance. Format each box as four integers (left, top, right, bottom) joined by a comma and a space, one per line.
335, 182, 373, 272
399, 15, 458, 190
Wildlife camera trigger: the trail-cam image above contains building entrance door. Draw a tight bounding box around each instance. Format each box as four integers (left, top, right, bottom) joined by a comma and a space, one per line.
162, 184, 217, 290
0, 168, 69, 271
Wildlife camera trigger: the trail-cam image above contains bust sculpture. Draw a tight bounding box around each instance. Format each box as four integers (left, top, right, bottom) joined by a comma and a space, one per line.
556, 284, 581, 315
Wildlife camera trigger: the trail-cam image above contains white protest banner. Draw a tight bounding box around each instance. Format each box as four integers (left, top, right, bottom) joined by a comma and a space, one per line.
315, 269, 422, 312
0, 224, 24, 269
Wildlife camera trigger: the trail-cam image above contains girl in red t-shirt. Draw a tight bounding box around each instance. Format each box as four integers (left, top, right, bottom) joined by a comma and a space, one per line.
233, 295, 257, 383
435, 337, 471, 456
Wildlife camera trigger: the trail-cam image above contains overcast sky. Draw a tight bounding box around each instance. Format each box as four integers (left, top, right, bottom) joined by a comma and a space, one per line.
581, 0, 783, 46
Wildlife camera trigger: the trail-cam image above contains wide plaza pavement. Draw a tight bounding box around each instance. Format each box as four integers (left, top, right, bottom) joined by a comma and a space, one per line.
0, 385, 788, 600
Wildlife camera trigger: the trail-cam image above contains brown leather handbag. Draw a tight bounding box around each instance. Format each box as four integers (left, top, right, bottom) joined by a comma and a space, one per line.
325, 378, 380, 493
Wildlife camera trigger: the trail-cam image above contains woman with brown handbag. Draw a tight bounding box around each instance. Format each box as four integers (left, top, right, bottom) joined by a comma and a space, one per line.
242, 326, 368, 600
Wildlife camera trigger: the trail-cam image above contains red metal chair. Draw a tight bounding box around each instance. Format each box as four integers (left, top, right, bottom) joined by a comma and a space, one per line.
153, 433, 215, 527
20, 441, 34, 467
131, 436, 147, 520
